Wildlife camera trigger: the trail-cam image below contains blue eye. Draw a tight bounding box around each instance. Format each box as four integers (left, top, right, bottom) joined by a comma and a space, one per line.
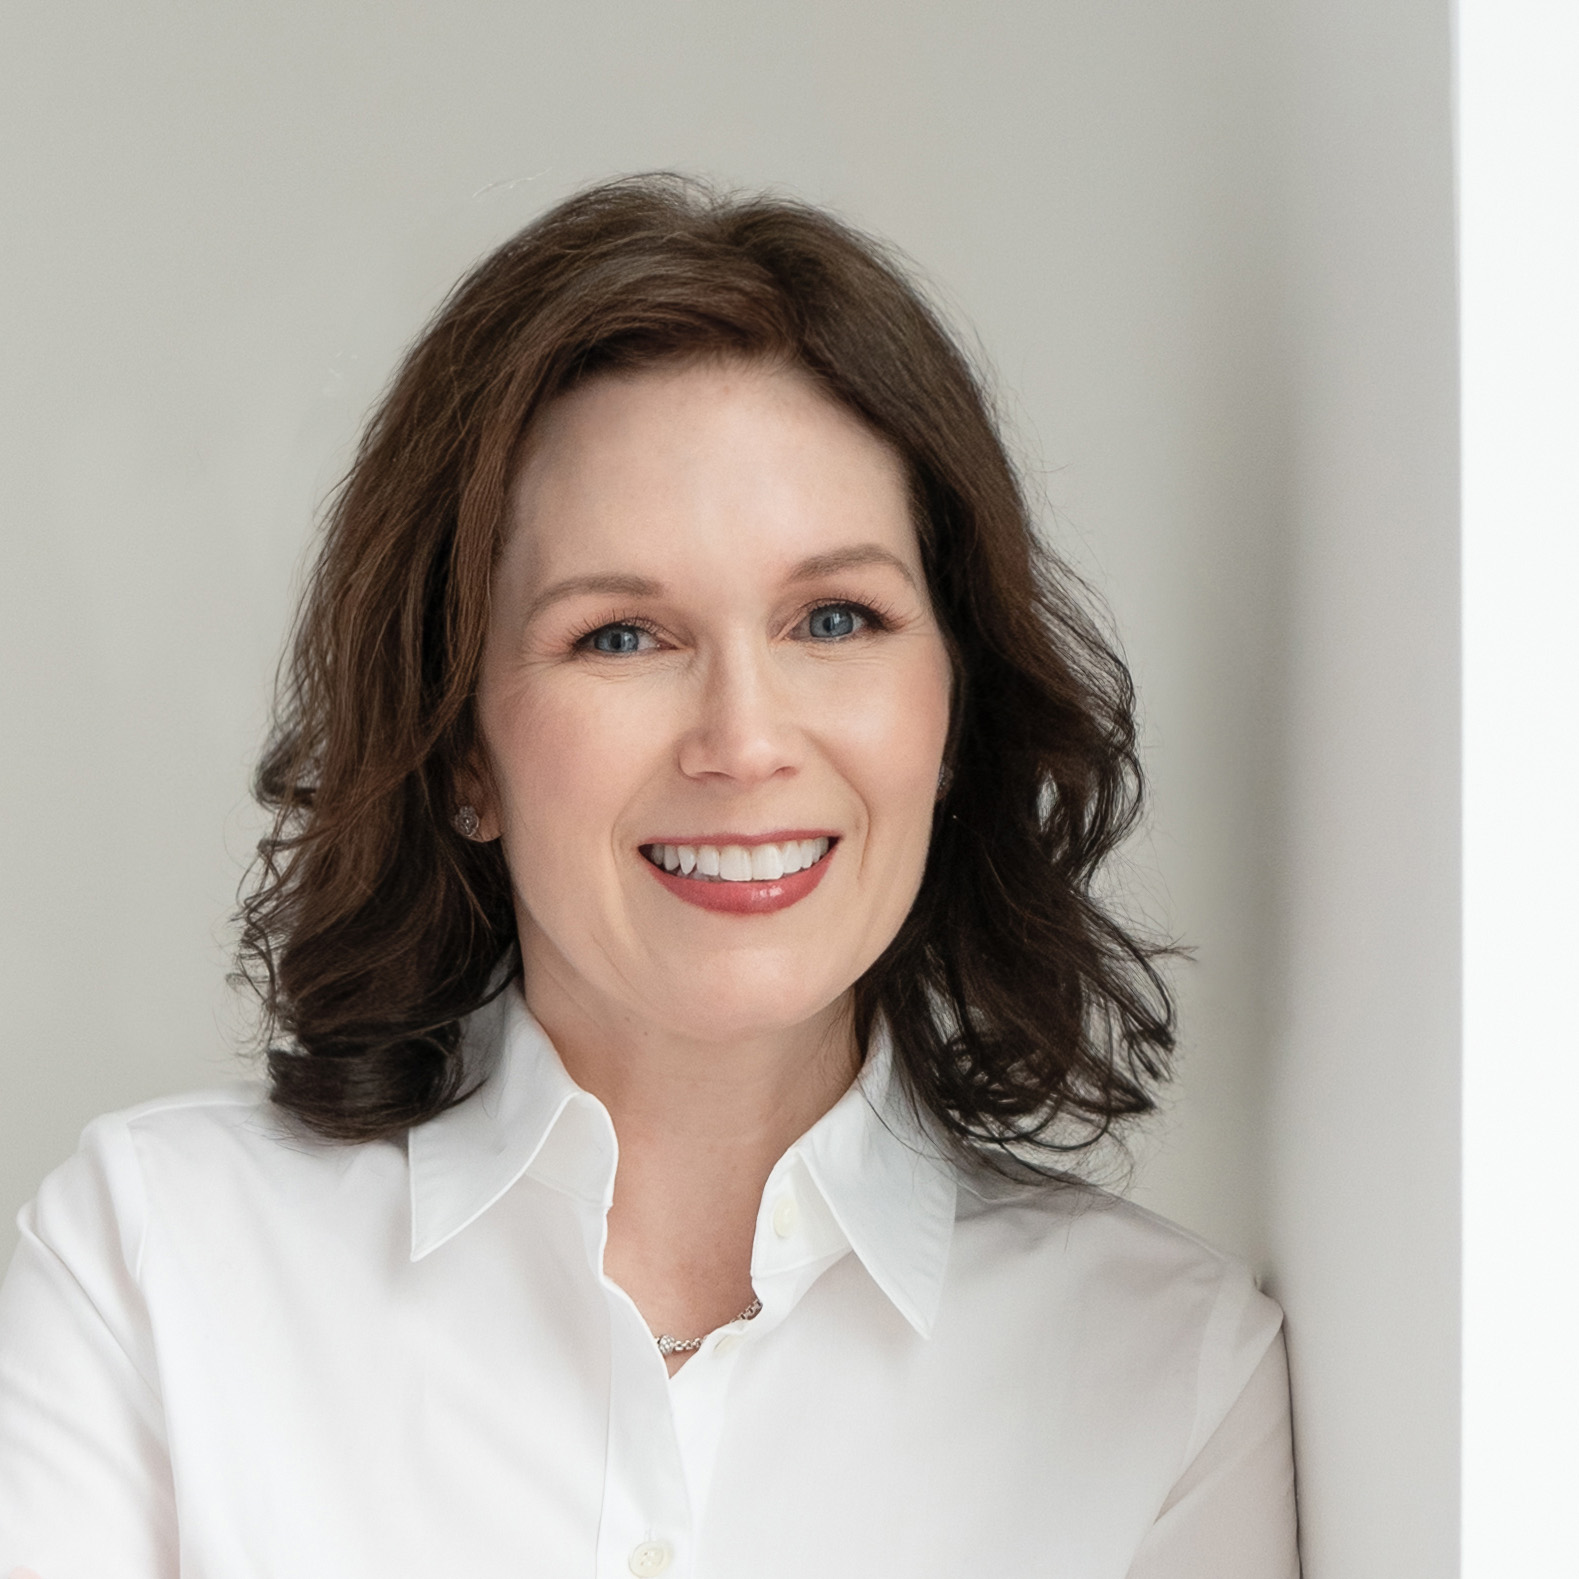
807, 605, 861, 640
587, 624, 645, 655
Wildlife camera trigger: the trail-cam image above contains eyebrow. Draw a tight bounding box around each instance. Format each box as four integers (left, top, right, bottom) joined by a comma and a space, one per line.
523, 543, 917, 621
523, 572, 665, 622
784, 544, 918, 588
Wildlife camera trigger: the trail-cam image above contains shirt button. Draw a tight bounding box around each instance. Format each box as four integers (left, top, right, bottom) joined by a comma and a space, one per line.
629, 1540, 673, 1576
771, 1193, 799, 1237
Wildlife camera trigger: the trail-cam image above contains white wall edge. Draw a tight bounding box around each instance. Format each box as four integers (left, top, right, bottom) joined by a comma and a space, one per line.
1460, 2, 1579, 1572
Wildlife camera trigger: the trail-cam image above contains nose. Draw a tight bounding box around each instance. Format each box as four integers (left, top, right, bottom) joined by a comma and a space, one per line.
675, 634, 803, 788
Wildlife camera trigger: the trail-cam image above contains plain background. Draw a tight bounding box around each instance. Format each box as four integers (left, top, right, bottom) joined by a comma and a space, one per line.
0, 3, 1461, 1573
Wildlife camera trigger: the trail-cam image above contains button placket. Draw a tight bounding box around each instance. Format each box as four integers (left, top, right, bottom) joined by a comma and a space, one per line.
596, 1277, 694, 1579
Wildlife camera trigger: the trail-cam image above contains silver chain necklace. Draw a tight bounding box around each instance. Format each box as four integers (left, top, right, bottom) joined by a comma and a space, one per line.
654, 1297, 762, 1357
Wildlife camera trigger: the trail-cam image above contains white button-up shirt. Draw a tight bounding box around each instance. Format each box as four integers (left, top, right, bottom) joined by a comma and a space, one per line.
0, 988, 1297, 1577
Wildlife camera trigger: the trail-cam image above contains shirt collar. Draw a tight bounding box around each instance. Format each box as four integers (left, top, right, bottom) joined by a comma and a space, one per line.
407, 986, 958, 1338
407, 987, 614, 1260
770, 1032, 957, 1337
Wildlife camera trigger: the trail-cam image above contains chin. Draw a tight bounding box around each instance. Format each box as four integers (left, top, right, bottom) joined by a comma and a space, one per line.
642, 957, 854, 1047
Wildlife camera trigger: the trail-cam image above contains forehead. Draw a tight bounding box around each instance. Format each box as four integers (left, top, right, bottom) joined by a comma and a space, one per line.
501, 359, 917, 581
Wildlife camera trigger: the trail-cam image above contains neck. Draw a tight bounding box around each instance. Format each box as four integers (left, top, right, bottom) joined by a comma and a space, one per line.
520, 953, 862, 1370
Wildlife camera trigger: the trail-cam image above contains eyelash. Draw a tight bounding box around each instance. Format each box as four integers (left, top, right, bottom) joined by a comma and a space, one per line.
569, 598, 899, 653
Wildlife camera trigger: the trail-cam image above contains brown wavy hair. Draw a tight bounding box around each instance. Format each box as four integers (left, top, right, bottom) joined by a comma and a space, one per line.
239, 173, 1175, 1163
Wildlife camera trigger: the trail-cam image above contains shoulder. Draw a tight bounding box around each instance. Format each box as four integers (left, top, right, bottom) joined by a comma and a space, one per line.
24, 1083, 400, 1279
41, 1082, 311, 1200
956, 1168, 1245, 1276
960, 1162, 1231, 1256
953, 1172, 1272, 1324
952, 1175, 1282, 1457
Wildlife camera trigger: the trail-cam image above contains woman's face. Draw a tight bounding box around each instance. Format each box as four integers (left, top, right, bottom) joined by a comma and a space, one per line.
475, 358, 953, 1048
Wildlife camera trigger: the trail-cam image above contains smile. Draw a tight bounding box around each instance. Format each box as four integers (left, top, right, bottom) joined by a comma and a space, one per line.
639, 836, 836, 915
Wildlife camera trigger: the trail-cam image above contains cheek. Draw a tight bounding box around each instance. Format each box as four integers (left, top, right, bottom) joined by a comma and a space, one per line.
832, 647, 953, 832
481, 677, 660, 851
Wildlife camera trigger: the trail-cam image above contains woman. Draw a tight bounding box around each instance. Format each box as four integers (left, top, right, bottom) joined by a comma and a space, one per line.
0, 175, 1297, 1577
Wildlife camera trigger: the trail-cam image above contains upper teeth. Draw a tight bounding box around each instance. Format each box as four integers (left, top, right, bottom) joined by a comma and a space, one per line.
645, 837, 831, 881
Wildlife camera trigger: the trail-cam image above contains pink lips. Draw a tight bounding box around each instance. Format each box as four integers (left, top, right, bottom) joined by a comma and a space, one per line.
641, 834, 837, 915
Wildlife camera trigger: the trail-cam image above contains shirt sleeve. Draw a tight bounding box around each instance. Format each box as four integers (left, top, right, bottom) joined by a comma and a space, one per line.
0, 1116, 178, 1579
1125, 1325, 1300, 1579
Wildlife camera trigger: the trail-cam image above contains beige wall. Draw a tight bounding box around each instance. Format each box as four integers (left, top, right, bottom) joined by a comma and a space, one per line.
1268, 1, 1460, 1574
0, 2, 1460, 1569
